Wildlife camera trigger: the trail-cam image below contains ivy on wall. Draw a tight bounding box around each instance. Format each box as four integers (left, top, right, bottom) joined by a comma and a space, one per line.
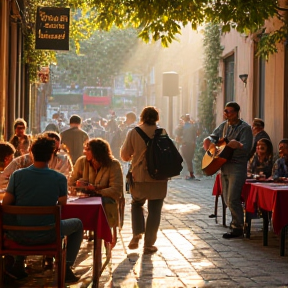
194, 23, 223, 176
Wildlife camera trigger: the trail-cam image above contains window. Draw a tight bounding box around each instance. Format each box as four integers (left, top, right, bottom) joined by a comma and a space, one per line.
258, 57, 265, 118
224, 54, 235, 103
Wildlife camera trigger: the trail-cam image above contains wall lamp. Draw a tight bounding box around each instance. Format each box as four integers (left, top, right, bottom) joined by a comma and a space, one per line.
239, 74, 248, 87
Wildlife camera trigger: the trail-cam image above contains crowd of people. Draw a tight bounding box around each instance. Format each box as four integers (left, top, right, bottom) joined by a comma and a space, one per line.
1, 103, 288, 283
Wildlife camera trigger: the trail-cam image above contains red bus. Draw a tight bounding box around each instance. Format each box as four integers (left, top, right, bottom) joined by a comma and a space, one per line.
83, 87, 112, 110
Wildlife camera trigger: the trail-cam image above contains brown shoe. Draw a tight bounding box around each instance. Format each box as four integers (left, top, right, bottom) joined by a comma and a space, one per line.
128, 234, 142, 249
143, 245, 158, 254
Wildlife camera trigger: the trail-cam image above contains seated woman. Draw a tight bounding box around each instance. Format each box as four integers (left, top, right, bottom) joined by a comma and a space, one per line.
247, 138, 273, 179
68, 138, 124, 227
271, 139, 288, 180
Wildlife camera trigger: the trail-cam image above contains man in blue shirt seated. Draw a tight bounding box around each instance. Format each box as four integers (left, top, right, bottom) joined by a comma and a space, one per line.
271, 139, 288, 180
2, 135, 83, 284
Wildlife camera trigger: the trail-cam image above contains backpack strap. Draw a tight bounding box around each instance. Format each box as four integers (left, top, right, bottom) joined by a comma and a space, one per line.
135, 127, 151, 145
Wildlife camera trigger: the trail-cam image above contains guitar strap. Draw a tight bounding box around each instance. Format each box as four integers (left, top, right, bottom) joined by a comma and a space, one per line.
222, 121, 229, 138
223, 119, 243, 141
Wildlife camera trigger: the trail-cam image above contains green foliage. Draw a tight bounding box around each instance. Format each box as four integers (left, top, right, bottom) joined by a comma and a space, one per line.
256, 24, 288, 60
198, 24, 223, 134
88, 0, 279, 45
23, 0, 285, 82
23, 0, 59, 80
194, 24, 223, 176
55, 27, 139, 86
24, 31, 57, 81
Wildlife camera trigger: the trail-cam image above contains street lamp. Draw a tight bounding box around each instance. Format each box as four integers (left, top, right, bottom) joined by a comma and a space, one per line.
239, 74, 248, 87
163, 72, 179, 135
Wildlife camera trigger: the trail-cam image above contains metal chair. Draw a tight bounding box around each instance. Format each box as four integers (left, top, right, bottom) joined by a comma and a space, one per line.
0, 205, 66, 288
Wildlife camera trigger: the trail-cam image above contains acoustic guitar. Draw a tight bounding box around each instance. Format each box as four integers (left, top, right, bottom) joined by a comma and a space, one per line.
202, 138, 234, 176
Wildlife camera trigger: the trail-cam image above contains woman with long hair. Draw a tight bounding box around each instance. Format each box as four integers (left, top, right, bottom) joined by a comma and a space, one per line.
69, 138, 123, 203
247, 138, 273, 178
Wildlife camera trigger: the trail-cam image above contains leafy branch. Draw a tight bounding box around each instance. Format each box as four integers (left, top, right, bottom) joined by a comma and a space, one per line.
194, 24, 223, 175
22, 0, 287, 81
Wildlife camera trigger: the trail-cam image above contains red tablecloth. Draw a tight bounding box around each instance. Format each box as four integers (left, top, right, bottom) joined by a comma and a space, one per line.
212, 173, 251, 201
62, 197, 112, 287
62, 197, 112, 243
246, 183, 288, 234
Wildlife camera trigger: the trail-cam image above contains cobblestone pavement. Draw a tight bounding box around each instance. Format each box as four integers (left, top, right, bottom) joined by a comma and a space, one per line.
5, 176, 288, 287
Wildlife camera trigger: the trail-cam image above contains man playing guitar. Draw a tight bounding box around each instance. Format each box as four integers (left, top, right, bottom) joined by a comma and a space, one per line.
203, 102, 253, 239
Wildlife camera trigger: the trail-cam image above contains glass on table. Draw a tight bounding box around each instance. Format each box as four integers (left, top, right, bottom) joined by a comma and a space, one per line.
247, 172, 252, 179
76, 179, 89, 187
68, 186, 77, 196
259, 172, 266, 181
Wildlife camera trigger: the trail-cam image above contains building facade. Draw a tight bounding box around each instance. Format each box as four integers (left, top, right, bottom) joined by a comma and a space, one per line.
218, 10, 288, 152
0, 0, 30, 141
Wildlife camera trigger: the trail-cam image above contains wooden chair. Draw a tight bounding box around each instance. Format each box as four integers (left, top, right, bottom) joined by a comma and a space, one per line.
0, 205, 66, 288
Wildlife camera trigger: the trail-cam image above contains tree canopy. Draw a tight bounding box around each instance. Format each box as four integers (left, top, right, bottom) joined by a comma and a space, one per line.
24, 0, 287, 80
55, 27, 141, 87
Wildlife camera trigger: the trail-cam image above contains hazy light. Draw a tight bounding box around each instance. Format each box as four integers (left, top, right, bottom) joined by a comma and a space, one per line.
192, 260, 213, 269
163, 203, 200, 212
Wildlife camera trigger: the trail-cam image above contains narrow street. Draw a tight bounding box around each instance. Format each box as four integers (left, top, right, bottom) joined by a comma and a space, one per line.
5, 176, 288, 287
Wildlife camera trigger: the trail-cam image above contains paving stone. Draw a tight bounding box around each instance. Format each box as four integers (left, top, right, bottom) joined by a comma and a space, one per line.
5, 177, 288, 288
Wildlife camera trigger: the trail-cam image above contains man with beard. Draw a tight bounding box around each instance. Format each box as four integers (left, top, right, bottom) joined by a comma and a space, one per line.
203, 102, 253, 239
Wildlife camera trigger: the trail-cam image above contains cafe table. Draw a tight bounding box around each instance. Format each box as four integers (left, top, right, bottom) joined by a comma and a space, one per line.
245, 182, 288, 255
62, 196, 112, 288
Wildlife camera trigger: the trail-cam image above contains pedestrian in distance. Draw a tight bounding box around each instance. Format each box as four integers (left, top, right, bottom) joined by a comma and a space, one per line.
179, 114, 198, 180
44, 123, 60, 133
60, 114, 89, 164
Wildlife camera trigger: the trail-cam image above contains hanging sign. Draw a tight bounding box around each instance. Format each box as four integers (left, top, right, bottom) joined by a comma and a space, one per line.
35, 6, 70, 51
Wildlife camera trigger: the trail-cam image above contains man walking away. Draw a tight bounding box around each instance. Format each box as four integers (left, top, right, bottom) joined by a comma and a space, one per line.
60, 114, 89, 164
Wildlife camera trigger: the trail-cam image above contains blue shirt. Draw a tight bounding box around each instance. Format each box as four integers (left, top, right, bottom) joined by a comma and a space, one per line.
6, 165, 67, 244
182, 122, 197, 144
272, 157, 288, 179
